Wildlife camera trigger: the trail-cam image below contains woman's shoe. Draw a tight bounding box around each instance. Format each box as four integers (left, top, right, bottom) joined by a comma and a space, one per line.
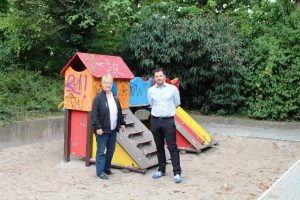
97, 173, 109, 180
105, 169, 113, 175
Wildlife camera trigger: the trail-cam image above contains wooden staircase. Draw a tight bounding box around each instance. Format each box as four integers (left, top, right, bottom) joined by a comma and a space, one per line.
114, 109, 170, 172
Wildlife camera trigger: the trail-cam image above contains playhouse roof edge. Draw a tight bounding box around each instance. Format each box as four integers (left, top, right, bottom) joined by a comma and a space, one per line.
60, 52, 135, 79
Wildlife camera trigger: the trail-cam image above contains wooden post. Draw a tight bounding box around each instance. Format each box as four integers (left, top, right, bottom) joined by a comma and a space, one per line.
64, 109, 71, 162
85, 112, 93, 166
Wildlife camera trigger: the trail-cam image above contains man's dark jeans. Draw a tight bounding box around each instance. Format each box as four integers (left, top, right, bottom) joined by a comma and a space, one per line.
151, 116, 181, 175
96, 130, 117, 176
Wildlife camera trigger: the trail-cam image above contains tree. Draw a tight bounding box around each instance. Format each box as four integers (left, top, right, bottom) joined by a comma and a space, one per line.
88, 0, 137, 55
0, 0, 102, 75
0, 0, 51, 72
123, 7, 245, 114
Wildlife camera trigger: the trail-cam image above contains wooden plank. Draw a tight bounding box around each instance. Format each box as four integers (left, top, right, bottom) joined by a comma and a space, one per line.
85, 112, 92, 167
143, 149, 157, 158
176, 130, 198, 153
70, 111, 88, 157
63, 110, 71, 162
89, 159, 148, 173
128, 131, 144, 138
117, 109, 170, 169
125, 121, 135, 127
176, 106, 212, 143
136, 139, 152, 147
175, 115, 205, 150
175, 115, 205, 144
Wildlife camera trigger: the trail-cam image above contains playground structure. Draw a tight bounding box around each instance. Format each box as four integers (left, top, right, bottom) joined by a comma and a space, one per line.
175, 106, 218, 153
61, 52, 217, 172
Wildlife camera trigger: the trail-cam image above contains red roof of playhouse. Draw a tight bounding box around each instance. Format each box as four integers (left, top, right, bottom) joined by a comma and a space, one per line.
60, 52, 135, 79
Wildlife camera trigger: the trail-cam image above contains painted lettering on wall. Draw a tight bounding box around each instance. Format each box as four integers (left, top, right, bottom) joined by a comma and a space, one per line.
64, 67, 93, 111
129, 77, 153, 106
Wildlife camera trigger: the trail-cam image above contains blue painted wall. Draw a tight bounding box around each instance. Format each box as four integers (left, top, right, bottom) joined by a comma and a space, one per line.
129, 77, 153, 106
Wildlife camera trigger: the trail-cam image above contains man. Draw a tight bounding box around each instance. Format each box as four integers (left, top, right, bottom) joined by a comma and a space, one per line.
147, 68, 182, 183
91, 74, 126, 180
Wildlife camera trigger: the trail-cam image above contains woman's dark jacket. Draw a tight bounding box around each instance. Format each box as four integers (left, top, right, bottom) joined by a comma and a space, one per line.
91, 90, 125, 133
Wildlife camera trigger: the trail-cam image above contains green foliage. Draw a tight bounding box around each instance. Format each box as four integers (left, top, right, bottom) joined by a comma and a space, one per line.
0, 0, 101, 75
0, 0, 299, 121
202, 0, 300, 120
43, 0, 102, 74
89, 0, 137, 55
0, 0, 9, 13
0, 1, 52, 72
241, 8, 300, 120
123, 9, 245, 114
0, 70, 64, 126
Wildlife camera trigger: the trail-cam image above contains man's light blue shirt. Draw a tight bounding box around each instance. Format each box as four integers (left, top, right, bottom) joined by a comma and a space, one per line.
147, 82, 181, 117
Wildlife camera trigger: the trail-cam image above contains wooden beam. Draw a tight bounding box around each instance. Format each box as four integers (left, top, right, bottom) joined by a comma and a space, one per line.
63, 109, 71, 162
85, 112, 93, 167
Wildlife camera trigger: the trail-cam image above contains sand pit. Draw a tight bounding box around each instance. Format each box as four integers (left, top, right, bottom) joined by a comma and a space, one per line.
1, 134, 300, 200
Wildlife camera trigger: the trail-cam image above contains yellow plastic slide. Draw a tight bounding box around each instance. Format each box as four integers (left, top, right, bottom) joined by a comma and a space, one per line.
176, 106, 212, 144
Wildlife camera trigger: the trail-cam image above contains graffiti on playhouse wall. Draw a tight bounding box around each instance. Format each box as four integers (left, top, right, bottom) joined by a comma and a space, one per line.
64, 67, 94, 112
130, 77, 153, 106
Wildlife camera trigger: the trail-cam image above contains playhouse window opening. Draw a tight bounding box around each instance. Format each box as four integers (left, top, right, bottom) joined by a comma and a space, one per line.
71, 59, 86, 72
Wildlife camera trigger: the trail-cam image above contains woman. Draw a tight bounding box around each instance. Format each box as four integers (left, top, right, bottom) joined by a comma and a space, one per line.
91, 74, 126, 180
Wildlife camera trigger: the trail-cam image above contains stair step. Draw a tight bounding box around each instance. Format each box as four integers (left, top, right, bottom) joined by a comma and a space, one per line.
144, 149, 157, 158
128, 131, 144, 138
136, 139, 152, 147
125, 121, 135, 127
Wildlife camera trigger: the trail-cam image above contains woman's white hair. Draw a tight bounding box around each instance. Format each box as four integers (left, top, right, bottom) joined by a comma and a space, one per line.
102, 74, 113, 83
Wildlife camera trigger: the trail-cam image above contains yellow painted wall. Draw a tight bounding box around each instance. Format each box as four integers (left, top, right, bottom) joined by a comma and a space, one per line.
92, 134, 140, 169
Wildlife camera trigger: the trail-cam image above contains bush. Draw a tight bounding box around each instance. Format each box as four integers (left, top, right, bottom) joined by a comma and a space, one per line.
122, 10, 245, 114
0, 0, 101, 75
0, 70, 64, 125
241, 10, 300, 120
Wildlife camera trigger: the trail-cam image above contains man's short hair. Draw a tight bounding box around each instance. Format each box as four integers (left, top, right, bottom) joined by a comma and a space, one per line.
153, 68, 165, 75
102, 74, 113, 84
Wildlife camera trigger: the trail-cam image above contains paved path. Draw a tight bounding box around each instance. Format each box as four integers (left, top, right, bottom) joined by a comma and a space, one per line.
203, 123, 300, 141
188, 114, 300, 141
257, 160, 300, 200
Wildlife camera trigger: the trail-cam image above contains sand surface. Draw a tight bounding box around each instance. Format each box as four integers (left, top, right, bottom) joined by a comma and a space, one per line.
1, 134, 300, 200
